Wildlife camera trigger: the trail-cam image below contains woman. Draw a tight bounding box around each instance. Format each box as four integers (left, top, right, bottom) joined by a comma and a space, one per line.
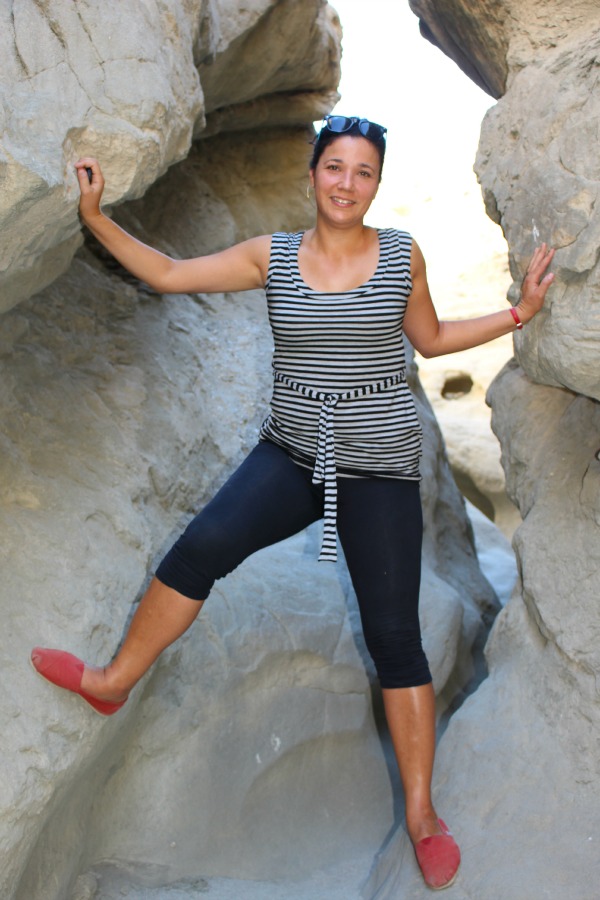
31, 116, 554, 891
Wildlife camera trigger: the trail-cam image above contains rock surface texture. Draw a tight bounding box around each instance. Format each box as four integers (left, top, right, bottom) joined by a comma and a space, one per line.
411, 0, 600, 404
0, 0, 339, 313
366, 2, 600, 898
0, 3, 498, 900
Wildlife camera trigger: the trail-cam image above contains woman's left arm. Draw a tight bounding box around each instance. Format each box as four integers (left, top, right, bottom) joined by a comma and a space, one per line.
402, 240, 555, 359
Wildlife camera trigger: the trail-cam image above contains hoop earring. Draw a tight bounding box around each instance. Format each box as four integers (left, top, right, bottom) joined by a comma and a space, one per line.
306, 183, 311, 200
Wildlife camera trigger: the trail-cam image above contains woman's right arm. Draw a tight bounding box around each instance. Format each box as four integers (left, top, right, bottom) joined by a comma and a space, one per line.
75, 158, 271, 294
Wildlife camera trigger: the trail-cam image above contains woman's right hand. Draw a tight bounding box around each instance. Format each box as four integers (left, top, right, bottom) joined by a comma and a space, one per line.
69, 156, 270, 295
74, 157, 104, 222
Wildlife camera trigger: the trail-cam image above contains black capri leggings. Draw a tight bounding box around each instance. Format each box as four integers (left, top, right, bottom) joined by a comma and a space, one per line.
156, 441, 431, 689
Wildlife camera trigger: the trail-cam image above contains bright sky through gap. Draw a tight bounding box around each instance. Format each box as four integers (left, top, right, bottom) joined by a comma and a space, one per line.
326, 0, 502, 266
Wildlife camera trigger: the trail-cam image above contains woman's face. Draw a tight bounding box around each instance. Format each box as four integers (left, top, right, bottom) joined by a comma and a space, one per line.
310, 135, 381, 225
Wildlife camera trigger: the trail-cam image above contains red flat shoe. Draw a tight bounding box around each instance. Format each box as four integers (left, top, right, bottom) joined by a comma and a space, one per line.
31, 647, 127, 716
414, 818, 461, 891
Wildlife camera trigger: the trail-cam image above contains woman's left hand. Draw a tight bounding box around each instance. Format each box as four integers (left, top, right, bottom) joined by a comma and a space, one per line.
517, 243, 555, 324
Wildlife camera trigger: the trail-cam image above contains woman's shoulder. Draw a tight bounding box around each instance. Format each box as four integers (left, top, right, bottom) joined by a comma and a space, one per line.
267, 231, 304, 259
377, 226, 413, 243
264, 232, 304, 287
376, 228, 414, 264
270, 231, 304, 244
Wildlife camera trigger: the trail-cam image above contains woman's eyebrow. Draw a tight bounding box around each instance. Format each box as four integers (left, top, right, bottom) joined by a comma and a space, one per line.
324, 156, 376, 170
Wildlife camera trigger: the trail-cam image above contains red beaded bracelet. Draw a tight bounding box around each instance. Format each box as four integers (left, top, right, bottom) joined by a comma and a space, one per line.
509, 307, 524, 330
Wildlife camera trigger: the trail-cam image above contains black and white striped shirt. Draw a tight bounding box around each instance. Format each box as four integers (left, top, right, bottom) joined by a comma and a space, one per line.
259, 229, 422, 561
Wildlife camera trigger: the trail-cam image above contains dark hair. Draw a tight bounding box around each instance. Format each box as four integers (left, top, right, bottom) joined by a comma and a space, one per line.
310, 120, 386, 181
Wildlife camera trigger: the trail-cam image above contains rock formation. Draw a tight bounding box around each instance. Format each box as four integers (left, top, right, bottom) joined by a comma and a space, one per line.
1, 3, 498, 899
411, 0, 600, 406
0, 0, 340, 314
366, 2, 600, 897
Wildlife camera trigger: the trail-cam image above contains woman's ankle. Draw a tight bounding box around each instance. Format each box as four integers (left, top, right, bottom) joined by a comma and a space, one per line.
80, 662, 130, 702
405, 804, 441, 845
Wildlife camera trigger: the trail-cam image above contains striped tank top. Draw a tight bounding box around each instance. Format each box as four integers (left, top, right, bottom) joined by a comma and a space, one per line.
259, 228, 422, 561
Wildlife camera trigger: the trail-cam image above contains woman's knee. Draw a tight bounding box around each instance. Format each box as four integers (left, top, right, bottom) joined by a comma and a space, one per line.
155, 443, 322, 600
155, 508, 244, 600
363, 624, 431, 689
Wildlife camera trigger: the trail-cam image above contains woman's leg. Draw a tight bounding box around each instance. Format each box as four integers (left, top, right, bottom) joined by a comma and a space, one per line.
61, 443, 324, 703
381, 683, 438, 844
382, 682, 461, 890
336, 478, 441, 844
81, 579, 203, 701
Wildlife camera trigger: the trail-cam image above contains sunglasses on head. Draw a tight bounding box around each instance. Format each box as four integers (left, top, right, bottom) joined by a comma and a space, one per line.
320, 116, 387, 141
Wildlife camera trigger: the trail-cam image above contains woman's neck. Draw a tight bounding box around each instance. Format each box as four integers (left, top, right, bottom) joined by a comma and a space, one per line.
304, 221, 375, 258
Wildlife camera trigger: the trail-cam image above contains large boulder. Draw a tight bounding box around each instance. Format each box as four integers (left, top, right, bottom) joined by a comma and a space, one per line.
409, 0, 597, 99
410, 0, 600, 402
409, 0, 510, 98
0, 0, 340, 314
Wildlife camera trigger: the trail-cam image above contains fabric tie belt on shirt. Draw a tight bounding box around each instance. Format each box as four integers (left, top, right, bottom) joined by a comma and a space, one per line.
273, 369, 407, 562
